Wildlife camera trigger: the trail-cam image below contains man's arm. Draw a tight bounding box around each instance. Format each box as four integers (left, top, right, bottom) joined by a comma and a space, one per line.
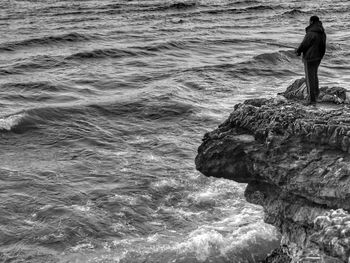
296, 32, 315, 56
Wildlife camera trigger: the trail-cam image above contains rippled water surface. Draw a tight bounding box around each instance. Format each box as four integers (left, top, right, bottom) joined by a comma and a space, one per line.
1, 0, 349, 262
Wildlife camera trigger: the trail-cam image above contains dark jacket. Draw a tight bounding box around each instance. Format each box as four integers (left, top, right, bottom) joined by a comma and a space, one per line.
296, 21, 326, 62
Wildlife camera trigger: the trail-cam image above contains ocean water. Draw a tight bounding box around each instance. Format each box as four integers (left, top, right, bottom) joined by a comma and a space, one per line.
0, 0, 349, 262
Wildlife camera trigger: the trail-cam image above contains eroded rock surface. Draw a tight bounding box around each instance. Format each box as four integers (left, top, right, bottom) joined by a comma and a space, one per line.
195, 81, 350, 262
280, 78, 350, 104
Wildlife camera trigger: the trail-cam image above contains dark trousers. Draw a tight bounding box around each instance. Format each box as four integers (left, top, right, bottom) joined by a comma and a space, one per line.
304, 60, 321, 103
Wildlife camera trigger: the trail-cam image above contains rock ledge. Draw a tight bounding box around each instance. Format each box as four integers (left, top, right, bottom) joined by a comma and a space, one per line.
195, 79, 350, 262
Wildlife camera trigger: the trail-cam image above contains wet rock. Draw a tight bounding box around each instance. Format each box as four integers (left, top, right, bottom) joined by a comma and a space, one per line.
261, 246, 291, 263
195, 81, 350, 262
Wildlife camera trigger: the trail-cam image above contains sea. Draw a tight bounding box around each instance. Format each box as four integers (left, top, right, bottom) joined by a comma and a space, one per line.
0, 0, 349, 262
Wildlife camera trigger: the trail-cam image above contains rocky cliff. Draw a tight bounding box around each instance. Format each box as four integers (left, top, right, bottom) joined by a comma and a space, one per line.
195, 79, 350, 263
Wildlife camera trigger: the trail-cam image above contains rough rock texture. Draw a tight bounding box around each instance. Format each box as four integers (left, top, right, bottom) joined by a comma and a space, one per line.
195, 81, 350, 262
262, 247, 291, 263
280, 78, 350, 104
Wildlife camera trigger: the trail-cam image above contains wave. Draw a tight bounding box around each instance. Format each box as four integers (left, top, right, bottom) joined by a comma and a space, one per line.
1, 81, 68, 93
181, 59, 297, 83
96, 3, 124, 10
1, 56, 66, 74
176, 224, 280, 262
89, 1, 198, 15
207, 38, 267, 46
142, 40, 191, 52
0, 104, 87, 133
2, 94, 78, 105
200, 4, 279, 15
0, 110, 53, 133
0, 68, 20, 75
67, 220, 280, 263
0, 95, 195, 133
57, 16, 101, 24
184, 49, 296, 73
0, 113, 26, 131
231, 50, 297, 78
66, 37, 255, 61
230, 0, 260, 4
139, 1, 197, 12
49, 10, 97, 17
156, 3, 281, 16
245, 5, 274, 11
282, 8, 311, 16
327, 42, 343, 52
89, 97, 195, 120
253, 50, 295, 64
0, 32, 94, 52
66, 48, 147, 60
167, 2, 197, 10
134, 38, 250, 53
66, 39, 192, 60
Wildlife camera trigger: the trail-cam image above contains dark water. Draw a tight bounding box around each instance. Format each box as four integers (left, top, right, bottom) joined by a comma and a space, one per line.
0, 0, 349, 262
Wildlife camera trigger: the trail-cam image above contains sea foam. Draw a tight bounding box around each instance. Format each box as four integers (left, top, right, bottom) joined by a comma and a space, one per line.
0, 113, 26, 131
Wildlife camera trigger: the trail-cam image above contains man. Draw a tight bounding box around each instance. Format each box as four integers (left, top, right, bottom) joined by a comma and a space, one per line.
296, 16, 326, 106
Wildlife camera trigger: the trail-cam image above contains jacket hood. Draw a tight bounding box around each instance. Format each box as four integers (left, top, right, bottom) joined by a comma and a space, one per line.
305, 21, 325, 33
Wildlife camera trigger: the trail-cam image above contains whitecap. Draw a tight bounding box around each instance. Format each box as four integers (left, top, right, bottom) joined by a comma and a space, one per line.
0, 112, 25, 131
70, 242, 95, 252
71, 204, 91, 212
176, 222, 280, 262
151, 178, 179, 189
178, 229, 226, 262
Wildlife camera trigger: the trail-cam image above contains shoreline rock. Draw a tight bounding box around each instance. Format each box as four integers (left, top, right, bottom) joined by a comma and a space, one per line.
279, 78, 350, 104
195, 79, 350, 262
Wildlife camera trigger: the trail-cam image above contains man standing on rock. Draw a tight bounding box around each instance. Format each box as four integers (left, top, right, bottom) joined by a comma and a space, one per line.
296, 16, 326, 106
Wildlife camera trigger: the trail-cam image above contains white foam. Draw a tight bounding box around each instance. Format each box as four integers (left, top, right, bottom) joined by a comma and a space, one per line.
71, 204, 91, 212
0, 113, 25, 131
71, 242, 95, 252
176, 222, 280, 262
180, 229, 226, 262
187, 177, 245, 208
190, 189, 219, 200
112, 194, 138, 205
157, 205, 204, 217
151, 178, 179, 189
62, 218, 279, 263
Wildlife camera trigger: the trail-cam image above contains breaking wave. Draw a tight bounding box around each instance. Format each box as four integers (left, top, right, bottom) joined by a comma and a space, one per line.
0, 113, 26, 131
1, 0, 348, 262
0, 96, 195, 133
